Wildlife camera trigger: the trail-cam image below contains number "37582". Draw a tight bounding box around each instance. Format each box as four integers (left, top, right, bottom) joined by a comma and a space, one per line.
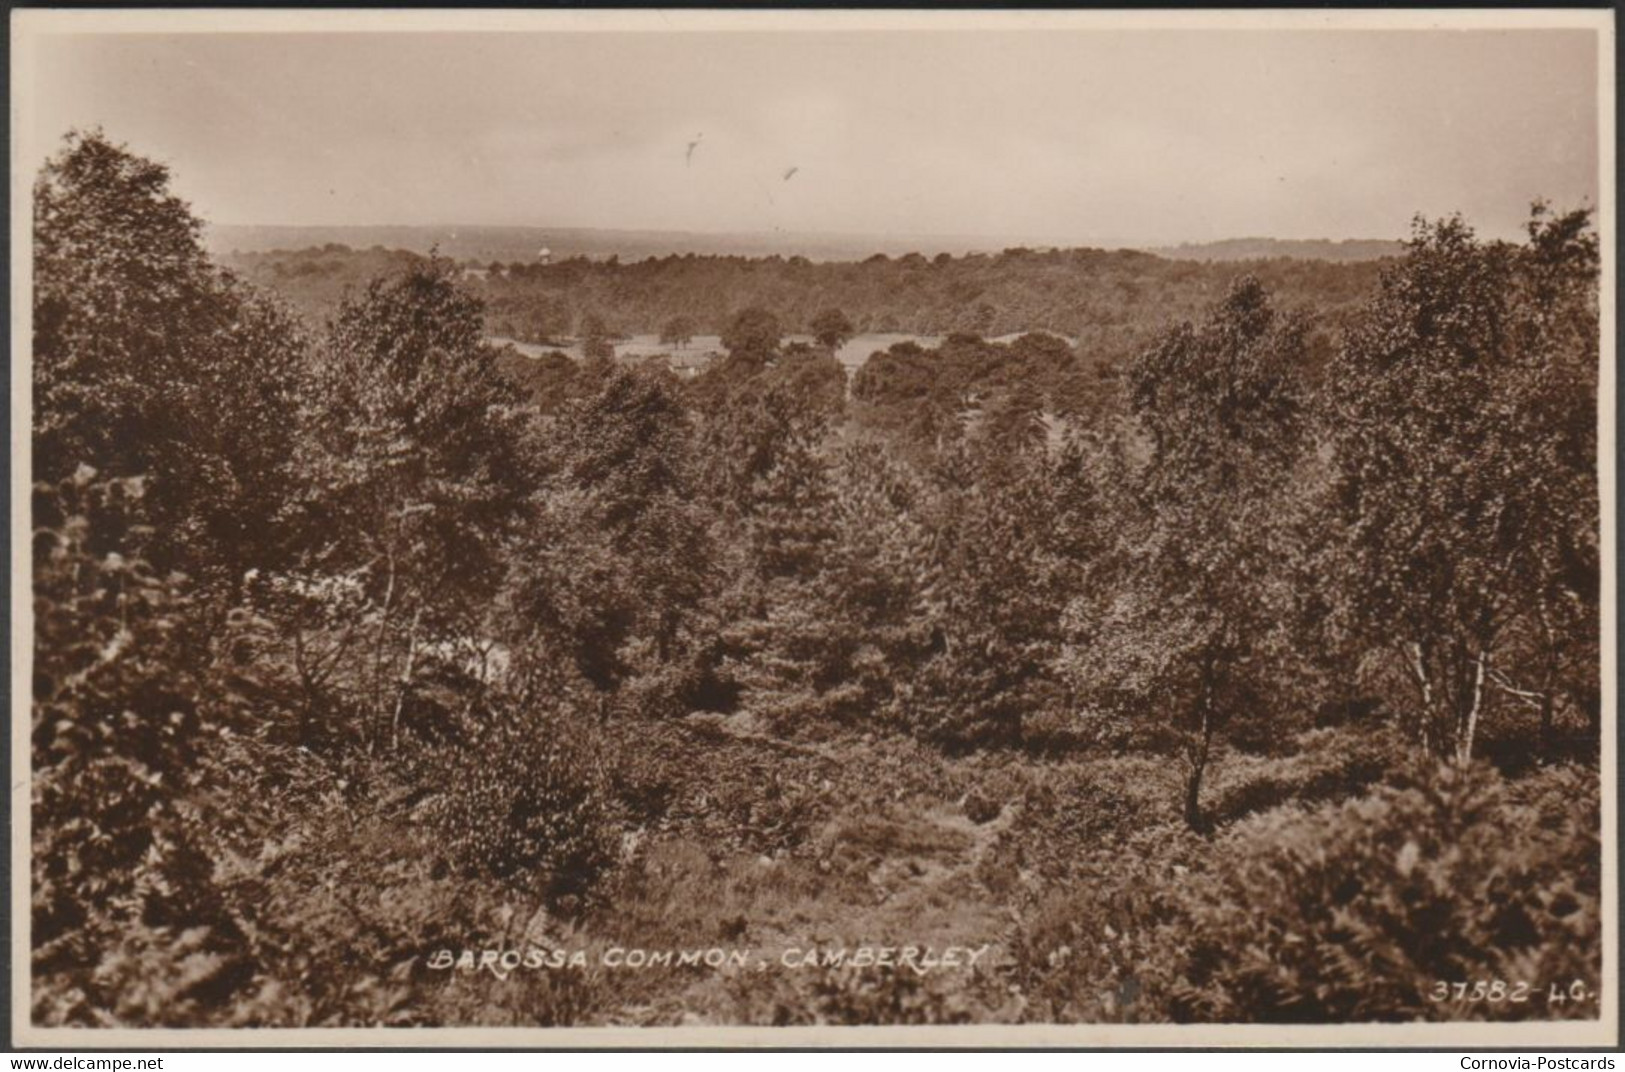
1429, 980, 1594, 1005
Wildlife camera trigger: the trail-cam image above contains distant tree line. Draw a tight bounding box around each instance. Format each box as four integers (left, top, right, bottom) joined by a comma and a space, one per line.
227, 232, 1385, 367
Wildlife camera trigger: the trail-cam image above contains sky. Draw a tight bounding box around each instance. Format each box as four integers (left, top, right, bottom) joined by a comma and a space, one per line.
21, 23, 1603, 246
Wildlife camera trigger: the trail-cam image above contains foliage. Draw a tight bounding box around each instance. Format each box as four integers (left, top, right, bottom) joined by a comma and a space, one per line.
725, 962, 1006, 1026
721, 431, 859, 730
1015, 762, 1600, 1023
234, 243, 1382, 382
30, 468, 246, 1023
659, 314, 698, 349
32, 471, 198, 938
509, 363, 714, 704
34, 129, 308, 591
810, 307, 856, 349
907, 444, 1063, 748
29, 132, 1602, 1030
580, 312, 616, 360
1324, 208, 1599, 762
286, 258, 530, 751
417, 701, 619, 900
1060, 279, 1308, 825
721, 305, 784, 362
1182, 761, 1601, 1022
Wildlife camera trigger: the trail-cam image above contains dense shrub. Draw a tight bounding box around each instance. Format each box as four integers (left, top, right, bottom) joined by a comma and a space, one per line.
1176, 762, 1600, 1021
977, 752, 1181, 899
601, 716, 837, 856
418, 702, 619, 901
1015, 762, 1600, 1023
30, 470, 233, 1019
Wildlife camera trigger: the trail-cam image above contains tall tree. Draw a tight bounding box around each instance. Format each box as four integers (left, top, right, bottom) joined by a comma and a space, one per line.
510, 364, 713, 711
33, 130, 307, 592
660, 315, 698, 350
580, 313, 615, 361
721, 306, 783, 364
719, 430, 936, 735
1064, 278, 1307, 827
1324, 208, 1599, 763
720, 425, 853, 730
288, 260, 529, 750
909, 441, 1062, 749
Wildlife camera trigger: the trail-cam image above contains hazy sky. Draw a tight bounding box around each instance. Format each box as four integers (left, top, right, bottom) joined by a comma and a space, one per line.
23, 26, 1602, 245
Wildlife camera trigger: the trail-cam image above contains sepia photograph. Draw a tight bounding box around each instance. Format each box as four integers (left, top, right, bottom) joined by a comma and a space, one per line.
8, 8, 1617, 1049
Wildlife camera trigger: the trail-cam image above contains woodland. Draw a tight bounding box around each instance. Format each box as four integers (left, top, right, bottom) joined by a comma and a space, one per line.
32, 131, 1601, 1027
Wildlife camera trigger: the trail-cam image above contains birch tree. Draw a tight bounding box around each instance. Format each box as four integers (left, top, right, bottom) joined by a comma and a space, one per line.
1325, 209, 1598, 764
1065, 278, 1307, 827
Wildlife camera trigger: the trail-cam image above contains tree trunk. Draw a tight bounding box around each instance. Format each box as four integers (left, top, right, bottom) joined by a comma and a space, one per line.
389, 605, 424, 753
1183, 683, 1215, 832
1538, 688, 1556, 761
368, 553, 398, 755
293, 627, 314, 746
1456, 649, 1487, 766
1537, 605, 1559, 761
1409, 641, 1435, 757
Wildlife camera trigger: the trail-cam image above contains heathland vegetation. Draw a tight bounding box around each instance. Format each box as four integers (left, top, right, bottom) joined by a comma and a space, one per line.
33, 131, 1600, 1027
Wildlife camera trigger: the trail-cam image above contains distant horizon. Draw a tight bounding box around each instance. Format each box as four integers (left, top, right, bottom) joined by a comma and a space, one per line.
202, 220, 1420, 263
206, 219, 1413, 246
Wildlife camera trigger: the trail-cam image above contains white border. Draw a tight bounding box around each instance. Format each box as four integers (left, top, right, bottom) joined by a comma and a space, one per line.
9, 7, 1617, 1050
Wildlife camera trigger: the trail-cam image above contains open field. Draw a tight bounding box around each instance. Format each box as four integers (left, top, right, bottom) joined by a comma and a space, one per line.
489, 332, 948, 371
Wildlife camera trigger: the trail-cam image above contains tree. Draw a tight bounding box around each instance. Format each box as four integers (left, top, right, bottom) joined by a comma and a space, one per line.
580, 313, 615, 361
908, 441, 1064, 748
660, 315, 698, 350
764, 349, 847, 426
510, 364, 713, 710
1324, 208, 1599, 764
691, 365, 827, 514
980, 376, 1050, 457
717, 419, 937, 735
721, 306, 782, 363
288, 260, 529, 751
1512, 204, 1601, 757
810, 307, 855, 350
720, 426, 855, 730
33, 130, 307, 593
1063, 278, 1307, 827
824, 442, 938, 723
